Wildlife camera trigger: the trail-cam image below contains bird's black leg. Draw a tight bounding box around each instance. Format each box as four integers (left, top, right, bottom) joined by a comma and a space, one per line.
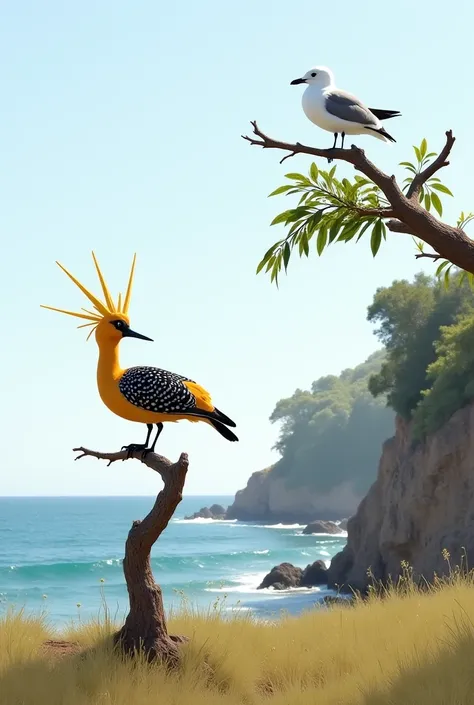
143, 423, 164, 458
328, 133, 338, 163
341, 132, 346, 149
121, 423, 153, 460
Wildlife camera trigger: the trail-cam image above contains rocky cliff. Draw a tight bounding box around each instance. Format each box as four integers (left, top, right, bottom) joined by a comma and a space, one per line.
327, 402, 474, 592
226, 467, 363, 523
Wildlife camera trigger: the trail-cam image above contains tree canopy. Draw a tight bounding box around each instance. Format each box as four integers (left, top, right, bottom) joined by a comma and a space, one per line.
366, 271, 474, 437
270, 350, 394, 495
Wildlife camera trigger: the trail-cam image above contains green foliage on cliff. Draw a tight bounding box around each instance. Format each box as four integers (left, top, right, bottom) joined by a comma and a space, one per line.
270, 350, 394, 494
367, 271, 474, 436
412, 311, 474, 437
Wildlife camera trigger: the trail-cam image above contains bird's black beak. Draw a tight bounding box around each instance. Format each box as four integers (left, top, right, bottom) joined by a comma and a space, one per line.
290, 77, 307, 85
123, 328, 153, 342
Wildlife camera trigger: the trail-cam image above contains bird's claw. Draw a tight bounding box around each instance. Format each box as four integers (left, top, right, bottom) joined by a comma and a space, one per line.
121, 443, 148, 460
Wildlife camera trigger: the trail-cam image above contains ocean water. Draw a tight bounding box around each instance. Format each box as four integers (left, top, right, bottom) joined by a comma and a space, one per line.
0, 496, 347, 626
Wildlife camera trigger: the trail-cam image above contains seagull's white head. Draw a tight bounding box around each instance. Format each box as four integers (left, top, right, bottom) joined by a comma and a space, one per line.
290, 66, 334, 89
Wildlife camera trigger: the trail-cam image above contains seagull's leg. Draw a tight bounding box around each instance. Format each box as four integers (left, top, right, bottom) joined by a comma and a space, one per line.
341, 132, 346, 149
328, 132, 338, 163
121, 423, 153, 459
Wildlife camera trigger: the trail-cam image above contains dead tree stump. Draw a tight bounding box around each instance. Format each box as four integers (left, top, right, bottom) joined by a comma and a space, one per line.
73, 445, 190, 666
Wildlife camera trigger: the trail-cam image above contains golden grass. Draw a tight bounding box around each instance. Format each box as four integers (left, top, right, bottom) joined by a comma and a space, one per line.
2, 570, 474, 704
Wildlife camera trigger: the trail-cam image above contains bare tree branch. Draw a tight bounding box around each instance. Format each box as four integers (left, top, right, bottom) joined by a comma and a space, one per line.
73, 446, 175, 481
414, 252, 443, 261
406, 131, 456, 200
242, 121, 403, 203
74, 445, 189, 665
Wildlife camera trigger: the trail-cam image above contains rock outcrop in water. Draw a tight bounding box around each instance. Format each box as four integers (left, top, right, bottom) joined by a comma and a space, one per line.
184, 504, 226, 521
328, 403, 474, 592
302, 520, 343, 535
258, 560, 328, 590
226, 468, 362, 523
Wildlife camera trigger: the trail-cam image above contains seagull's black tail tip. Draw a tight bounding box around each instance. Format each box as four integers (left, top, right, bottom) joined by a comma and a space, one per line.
380, 128, 396, 143
365, 126, 396, 143
209, 417, 239, 442
369, 108, 401, 121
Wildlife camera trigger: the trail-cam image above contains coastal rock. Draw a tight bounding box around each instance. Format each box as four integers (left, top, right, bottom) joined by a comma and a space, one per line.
300, 560, 328, 586
184, 504, 226, 521
226, 468, 363, 523
302, 520, 342, 535
338, 518, 349, 531
258, 563, 303, 590
328, 403, 474, 593
258, 560, 329, 590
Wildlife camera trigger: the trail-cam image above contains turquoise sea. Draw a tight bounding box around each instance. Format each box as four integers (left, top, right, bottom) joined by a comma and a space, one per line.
0, 496, 347, 626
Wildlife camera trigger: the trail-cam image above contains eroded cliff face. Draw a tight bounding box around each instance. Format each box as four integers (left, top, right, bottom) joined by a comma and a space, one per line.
226, 468, 362, 523
327, 403, 474, 592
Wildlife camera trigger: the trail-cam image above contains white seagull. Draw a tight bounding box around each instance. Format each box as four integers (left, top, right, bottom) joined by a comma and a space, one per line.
290, 66, 400, 149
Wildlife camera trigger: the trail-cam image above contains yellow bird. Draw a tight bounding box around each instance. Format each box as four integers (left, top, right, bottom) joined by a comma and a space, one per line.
41, 252, 238, 455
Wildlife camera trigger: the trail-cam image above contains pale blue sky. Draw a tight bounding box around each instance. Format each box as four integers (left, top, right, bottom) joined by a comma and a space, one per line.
1, 0, 472, 496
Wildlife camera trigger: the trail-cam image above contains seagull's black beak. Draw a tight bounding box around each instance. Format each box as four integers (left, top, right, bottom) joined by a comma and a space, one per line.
290, 77, 307, 85
123, 327, 153, 342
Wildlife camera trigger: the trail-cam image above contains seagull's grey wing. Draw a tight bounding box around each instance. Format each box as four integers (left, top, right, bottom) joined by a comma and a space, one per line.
325, 90, 378, 126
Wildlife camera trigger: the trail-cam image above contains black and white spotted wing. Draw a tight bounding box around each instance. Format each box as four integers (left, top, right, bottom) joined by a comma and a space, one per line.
118, 366, 198, 414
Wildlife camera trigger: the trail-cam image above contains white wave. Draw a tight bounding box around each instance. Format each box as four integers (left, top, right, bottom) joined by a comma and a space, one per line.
205, 571, 268, 594
173, 518, 238, 524
253, 549, 270, 555
293, 530, 348, 538
262, 523, 307, 530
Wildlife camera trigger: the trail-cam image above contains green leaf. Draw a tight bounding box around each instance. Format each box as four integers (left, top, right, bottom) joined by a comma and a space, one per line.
418, 186, 425, 203
425, 152, 437, 159
283, 242, 291, 271
299, 230, 310, 257
306, 210, 323, 234
298, 192, 310, 204
256, 243, 279, 273
424, 193, 431, 211
420, 138, 428, 160
338, 220, 360, 243
435, 260, 450, 276
284, 172, 307, 182
430, 183, 454, 197
381, 220, 387, 241
431, 192, 443, 217
264, 254, 276, 273
356, 219, 375, 242
310, 163, 319, 182
444, 266, 452, 290
370, 220, 383, 257
413, 146, 422, 162
316, 226, 328, 255
328, 214, 345, 243
270, 210, 292, 226
268, 185, 294, 197
328, 165, 337, 179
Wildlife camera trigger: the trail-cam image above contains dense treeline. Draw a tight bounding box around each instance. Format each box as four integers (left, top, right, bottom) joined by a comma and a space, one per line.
368, 272, 474, 437
270, 350, 394, 494
271, 272, 474, 492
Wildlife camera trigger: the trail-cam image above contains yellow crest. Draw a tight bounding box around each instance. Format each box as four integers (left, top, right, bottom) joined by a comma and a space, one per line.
41, 252, 136, 340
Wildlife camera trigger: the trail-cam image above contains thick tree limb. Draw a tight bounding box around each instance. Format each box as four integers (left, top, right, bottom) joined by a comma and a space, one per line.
243, 122, 474, 274
406, 131, 456, 200
386, 219, 415, 235
74, 446, 189, 665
